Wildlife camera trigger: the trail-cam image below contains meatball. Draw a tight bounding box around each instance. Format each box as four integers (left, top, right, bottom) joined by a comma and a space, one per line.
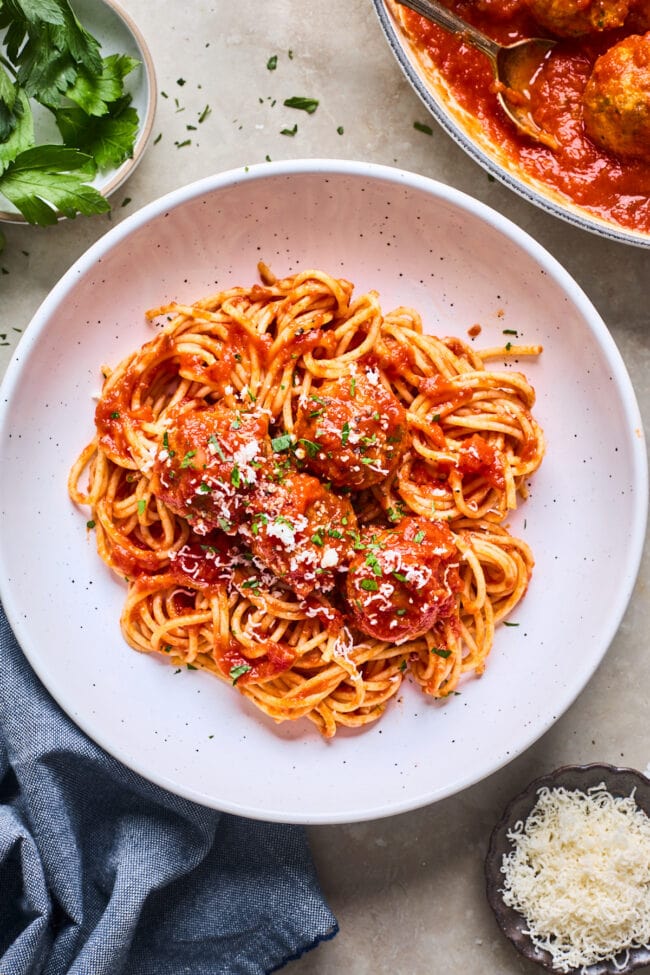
525, 0, 628, 35
293, 366, 410, 490
582, 33, 650, 159
346, 517, 459, 643
150, 404, 269, 534
245, 470, 357, 598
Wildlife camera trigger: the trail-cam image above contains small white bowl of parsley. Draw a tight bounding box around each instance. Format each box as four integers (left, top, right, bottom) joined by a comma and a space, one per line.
0, 0, 156, 225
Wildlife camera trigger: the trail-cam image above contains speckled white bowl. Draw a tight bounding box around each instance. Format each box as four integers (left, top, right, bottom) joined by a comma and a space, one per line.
0, 160, 646, 823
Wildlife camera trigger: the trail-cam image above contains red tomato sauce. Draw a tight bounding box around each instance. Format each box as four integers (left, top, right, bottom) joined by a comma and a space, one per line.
401, 5, 650, 233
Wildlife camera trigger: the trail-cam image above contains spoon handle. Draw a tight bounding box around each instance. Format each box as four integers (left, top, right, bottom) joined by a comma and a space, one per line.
394, 0, 501, 64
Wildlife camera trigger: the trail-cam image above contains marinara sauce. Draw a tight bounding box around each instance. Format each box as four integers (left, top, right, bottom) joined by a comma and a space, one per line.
399, 3, 650, 233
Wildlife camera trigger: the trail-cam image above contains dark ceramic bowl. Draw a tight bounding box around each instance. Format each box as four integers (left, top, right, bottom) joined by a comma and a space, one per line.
485, 763, 650, 974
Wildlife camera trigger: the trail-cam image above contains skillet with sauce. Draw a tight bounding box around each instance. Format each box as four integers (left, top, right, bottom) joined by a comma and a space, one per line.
394, 0, 650, 235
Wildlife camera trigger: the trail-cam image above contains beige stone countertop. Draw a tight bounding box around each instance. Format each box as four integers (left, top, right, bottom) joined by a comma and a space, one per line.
1, 1, 649, 973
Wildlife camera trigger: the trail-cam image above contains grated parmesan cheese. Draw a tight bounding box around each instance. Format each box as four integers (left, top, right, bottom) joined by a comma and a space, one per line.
500, 783, 650, 972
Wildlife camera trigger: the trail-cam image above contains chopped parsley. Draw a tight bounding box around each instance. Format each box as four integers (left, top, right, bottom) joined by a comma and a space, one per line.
267, 54, 278, 70
137, 498, 147, 515
414, 120, 433, 135
432, 647, 451, 658
230, 663, 252, 684
231, 465, 241, 488
208, 435, 227, 460
414, 530, 425, 544
298, 438, 320, 458
359, 578, 379, 592
283, 96, 319, 114
271, 433, 292, 452
180, 450, 197, 468
341, 421, 350, 445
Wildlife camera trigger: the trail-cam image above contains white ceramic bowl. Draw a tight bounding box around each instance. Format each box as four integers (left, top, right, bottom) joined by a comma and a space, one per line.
0, 0, 156, 223
0, 160, 646, 823
372, 0, 650, 249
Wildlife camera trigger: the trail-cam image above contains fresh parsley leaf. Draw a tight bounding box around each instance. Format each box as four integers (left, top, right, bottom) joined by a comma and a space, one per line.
0, 144, 108, 224
56, 95, 138, 169
0, 88, 34, 172
2, 0, 103, 106
65, 53, 139, 117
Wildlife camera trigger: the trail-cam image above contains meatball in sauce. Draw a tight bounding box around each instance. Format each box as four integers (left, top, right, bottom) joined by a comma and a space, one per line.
150, 404, 269, 535
525, 0, 629, 35
346, 516, 460, 643
583, 33, 650, 159
245, 470, 357, 598
293, 366, 410, 490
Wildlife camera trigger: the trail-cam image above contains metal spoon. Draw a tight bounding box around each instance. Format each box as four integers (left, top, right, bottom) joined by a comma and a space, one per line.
395, 0, 559, 150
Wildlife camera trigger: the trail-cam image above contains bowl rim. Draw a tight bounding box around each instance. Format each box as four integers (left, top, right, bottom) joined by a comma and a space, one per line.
485, 762, 650, 974
370, 0, 650, 250
0, 0, 157, 224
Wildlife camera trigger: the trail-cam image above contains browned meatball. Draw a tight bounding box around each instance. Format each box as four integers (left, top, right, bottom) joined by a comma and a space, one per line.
293, 366, 410, 490
583, 33, 650, 158
245, 471, 357, 598
150, 404, 269, 534
345, 517, 459, 643
526, 0, 628, 35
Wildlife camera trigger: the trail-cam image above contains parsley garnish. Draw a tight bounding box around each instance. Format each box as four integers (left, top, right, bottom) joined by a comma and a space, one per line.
137, 498, 146, 515
432, 647, 451, 658
283, 96, 319, 114
281, 124, 297, 137
414, 530, 425, 544
341, 421, 350, 445
231, 464, 241, 488
267, 55, 278, 70
298, 438, 320, 458
229, 663, 252, 684
208, 435, 227, 460
414, 120, 433, 135
86, 519, 95, 529
271, 433, 292, 452
360, 578, 379, 592
180, 450, 197, 468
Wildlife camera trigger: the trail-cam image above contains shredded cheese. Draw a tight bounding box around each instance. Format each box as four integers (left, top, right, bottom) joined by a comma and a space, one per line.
500, 783, 650, 972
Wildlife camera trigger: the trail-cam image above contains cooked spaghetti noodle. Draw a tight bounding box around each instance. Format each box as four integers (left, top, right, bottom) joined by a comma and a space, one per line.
68, 266, 545, 737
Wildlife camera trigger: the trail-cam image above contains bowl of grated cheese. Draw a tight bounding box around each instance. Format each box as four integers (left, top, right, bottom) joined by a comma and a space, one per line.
485, 763, 650, 975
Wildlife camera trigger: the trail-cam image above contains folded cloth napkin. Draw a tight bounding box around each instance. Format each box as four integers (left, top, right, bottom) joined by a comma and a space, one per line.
0, 604, 337, 975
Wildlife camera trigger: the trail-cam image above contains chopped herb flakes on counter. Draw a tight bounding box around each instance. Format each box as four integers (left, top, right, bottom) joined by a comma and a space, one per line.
0, 0, 142, 224
283, 96, 319, 114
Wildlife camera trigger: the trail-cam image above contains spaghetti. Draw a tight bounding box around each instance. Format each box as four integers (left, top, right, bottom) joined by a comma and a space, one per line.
68, 266, 545, 737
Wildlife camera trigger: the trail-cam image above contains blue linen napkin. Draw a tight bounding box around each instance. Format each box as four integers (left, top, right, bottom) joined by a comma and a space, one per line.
0, 603, 338, 975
